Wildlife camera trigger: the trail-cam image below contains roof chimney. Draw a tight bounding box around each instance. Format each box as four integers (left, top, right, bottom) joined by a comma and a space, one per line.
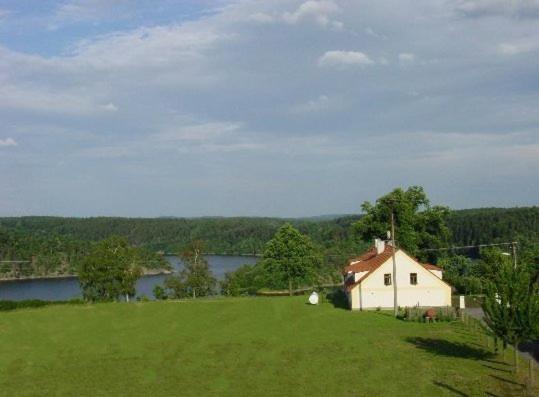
374, 238, 385, 255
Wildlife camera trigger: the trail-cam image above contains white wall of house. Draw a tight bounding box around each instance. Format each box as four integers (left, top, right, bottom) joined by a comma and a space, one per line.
354, 271, 368, 282
428, 269, 443, 279
349, 285, 360, 309
350, 250, 451, 310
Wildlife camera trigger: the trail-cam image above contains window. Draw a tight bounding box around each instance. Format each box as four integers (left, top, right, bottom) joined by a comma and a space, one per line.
384, 273, 392, 286
410, 273, 417, 285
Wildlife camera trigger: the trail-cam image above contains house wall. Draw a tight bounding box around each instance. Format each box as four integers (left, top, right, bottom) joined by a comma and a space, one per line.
349, 284, 360, 310
359, 250, 451, 309
428, 269, 443, 279
354, 271, 368, 282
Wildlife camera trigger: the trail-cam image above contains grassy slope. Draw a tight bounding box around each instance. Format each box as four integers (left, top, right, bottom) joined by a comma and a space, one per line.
0, 297, 535, 397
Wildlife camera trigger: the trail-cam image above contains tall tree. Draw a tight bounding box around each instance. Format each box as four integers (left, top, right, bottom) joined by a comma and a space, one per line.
262, 223, 321, 296
482, 257, 539, 371
164, 240, 216, 299
353, 186, 450, 260
79, 236, 142, 302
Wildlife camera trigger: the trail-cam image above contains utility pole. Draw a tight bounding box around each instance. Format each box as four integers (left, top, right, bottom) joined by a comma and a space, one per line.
391, 212, 398, 317
512, 241, 517, 269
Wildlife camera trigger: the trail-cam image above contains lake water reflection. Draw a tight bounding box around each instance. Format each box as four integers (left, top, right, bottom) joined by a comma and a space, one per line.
0, 255, 258, 301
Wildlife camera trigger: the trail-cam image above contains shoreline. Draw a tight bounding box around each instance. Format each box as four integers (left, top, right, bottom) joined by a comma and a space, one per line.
0, 268, 173, 283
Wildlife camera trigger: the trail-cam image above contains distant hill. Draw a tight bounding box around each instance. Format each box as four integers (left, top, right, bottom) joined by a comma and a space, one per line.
0, 207, 536, 255
446, 207, 539, 246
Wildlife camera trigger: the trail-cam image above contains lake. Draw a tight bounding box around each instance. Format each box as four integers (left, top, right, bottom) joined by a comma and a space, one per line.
0, 255, 258, 301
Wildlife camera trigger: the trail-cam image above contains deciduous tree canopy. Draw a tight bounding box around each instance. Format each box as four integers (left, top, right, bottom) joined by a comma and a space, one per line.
353, 186, 451, 260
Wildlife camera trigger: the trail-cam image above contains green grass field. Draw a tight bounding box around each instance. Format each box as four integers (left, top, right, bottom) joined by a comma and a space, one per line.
0, 296, 536, 396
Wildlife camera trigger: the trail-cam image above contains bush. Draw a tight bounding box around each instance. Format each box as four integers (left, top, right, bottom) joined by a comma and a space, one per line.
404, 307, 425, 322
435, 306, 457, 322
0, 299, 84, 311
401, 306, 457, 323
153, 285, 168, 300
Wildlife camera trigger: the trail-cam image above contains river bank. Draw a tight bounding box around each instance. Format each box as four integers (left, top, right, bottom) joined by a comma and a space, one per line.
0, 268, 173, 283
0, 255, 258, 301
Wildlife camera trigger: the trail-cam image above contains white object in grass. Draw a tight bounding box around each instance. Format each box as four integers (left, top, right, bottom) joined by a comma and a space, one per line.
309, 292, 319, 305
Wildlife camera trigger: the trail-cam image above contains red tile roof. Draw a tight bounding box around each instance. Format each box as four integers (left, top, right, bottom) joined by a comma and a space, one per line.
423, 263, 442, 271
343, 245, 396, 291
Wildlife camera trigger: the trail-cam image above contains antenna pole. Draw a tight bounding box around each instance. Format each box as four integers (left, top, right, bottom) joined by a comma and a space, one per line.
391, 211, 398, 317
512, 242, 517, 269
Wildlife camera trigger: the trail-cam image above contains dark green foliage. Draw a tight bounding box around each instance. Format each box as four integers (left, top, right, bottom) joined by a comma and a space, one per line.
160, 241, 217, 299
220, 264, 259, 296
437, 255, 484, 294
353, 186, 451, 261
261, 224, 322, 295
152, 285, 168, 300
78, 236, 143, 302
447, 207, 539, 248
0, 227, 90, 278
401, 306, 457, 322
0, 205, 537, 285
0, 299, 83, 311
482, 257, 538, 348
0, 226, 168, 279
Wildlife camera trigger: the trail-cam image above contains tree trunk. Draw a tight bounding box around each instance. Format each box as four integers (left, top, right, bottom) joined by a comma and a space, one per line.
514, 345, 519, 373
126, 294, 129, 303
193, 289, 196, 299
288, 278, 292, 297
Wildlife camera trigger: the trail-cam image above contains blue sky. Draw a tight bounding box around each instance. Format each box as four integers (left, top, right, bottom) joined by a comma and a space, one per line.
0, 0, 538, 217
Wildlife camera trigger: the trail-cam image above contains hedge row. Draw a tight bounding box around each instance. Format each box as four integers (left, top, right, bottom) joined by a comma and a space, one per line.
0, 299, 84, 311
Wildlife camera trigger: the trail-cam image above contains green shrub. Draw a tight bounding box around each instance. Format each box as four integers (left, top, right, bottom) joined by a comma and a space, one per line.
0, 299, 84, 311
435, 306, 457, 321
401, 306, 457, 323
153, 285, 168, 300
404, 307, 425, 322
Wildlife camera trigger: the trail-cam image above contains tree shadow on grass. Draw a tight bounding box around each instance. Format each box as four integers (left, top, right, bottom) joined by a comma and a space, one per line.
433, 381, 469, 396
482, 364, 511, 373
326, 289, 348, 310
406, 337, 494, 360
489, 374, 524, 387
483, 358, 509, 366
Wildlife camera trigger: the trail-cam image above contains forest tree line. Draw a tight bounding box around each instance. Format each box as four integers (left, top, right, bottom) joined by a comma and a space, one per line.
0, 205, 537, 284
1, 206, 537, 255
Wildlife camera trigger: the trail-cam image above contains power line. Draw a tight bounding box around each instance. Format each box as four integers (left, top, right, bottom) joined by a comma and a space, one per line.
420, 242, 516, 252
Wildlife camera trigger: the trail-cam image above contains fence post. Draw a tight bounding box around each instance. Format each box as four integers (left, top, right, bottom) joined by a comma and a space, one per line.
529, 358, 534, 389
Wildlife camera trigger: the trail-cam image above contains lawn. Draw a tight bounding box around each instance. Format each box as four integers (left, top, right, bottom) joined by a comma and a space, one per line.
0, 296, 536, 396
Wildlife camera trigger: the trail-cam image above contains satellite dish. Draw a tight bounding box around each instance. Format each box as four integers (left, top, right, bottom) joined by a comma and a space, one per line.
308, 291, 319, 305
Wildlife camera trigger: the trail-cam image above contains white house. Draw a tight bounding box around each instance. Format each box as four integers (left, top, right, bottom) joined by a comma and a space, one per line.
343, 239, 452, 310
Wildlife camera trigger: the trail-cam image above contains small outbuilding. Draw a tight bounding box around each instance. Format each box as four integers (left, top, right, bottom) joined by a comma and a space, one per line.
343, 239, 451, 310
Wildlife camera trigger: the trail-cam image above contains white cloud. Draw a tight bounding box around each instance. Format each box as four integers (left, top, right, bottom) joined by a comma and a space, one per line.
282, 0, 342, 28
0, 83, 97, 114
290, 95, 332, 114
398, 52, 415, 63
318, 50, 374, 68
454, 0, 539, 18
0, 137, 17, 147
52, 0, 129, 26
77, 145, 134, 159
100, 102, 118, 112
498, 38, 539, 55
248, 12, 275, 23
155, 122, 242, 142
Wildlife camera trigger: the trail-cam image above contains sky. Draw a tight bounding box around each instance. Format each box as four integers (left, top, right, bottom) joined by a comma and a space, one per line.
0, 0, 538, 217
